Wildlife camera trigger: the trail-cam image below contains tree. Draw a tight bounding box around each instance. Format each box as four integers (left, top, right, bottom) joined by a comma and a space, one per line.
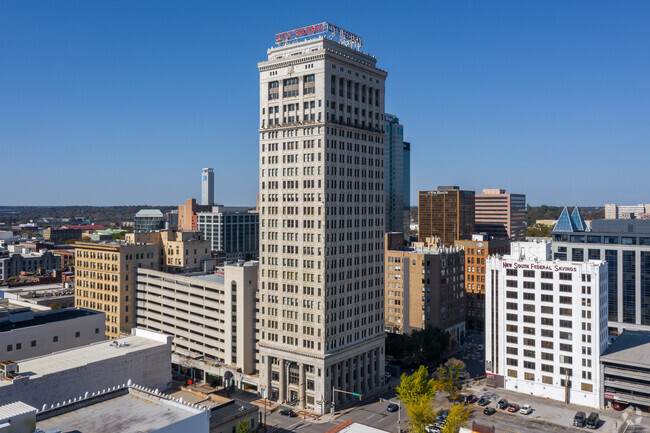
433, 358, 467, 398
396, 366, 437, 433
442, 404, 471, 433
407, 399, 437, 433
206, 373, 222, 388
49, 302, 62, 310
236, 419, 251, 433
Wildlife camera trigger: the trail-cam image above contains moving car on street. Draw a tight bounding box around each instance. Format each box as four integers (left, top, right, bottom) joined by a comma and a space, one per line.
279, 409, 298, 417
387, 403, 399, 413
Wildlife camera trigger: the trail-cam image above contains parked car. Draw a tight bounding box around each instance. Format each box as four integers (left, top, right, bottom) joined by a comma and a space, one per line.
484, 407, 497, 416
574, 411, 586, 427
426, 425, 442, 433
507, 403, 520, 413
520, 405, 533, 415
387, 403, 399, 413
385, 371, 392, 379
586, 412, 599, 429
279, 409, 297, 417
477, 397, 490, 406
496, 398, 508, 410
436, 409, 449, 423
612, 401, 627, 411
463, 394, 477, 404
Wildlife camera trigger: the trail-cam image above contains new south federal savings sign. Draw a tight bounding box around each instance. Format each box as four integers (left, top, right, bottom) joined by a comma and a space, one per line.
502, 261, 578, 273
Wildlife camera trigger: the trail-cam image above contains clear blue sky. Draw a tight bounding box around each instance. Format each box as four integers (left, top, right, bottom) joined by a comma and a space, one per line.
2, 1, 650, 206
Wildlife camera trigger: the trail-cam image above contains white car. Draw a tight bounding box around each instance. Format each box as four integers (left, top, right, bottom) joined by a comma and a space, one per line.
426, 426, 441, 433
520, 404, 533, 415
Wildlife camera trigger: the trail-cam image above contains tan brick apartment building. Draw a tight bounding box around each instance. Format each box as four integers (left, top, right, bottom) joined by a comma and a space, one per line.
385, 233, 466, 344
74, 241, 159, 339
125, 230, 212, 273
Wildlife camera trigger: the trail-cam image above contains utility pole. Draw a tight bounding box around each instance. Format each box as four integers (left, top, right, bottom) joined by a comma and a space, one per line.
379, 397, 402, 433
263, 397, 268, 433
331, 387, 363, 415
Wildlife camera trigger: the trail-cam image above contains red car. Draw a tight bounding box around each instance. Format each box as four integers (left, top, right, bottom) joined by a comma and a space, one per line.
507, 403, 520, 413
612, 402, 627, 411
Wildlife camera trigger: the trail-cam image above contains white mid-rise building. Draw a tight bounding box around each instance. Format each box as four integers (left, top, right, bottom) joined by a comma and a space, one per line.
196, 206, 259, 260
485, 241, 608, 408
258, 23, 387, 413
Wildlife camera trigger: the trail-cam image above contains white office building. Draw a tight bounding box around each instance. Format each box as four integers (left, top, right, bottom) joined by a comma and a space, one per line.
485, 241, 608, 408
258, 23, 387, 413
201, 168, 214, 206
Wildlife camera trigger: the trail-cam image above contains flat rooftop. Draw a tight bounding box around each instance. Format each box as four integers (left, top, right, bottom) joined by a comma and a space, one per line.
601, 330, 650, 368
37, 388, 205, 433
0, 307, 101, 333
0, 333, 168, 388
191, 273, 225, 285
591, 219, 650, 234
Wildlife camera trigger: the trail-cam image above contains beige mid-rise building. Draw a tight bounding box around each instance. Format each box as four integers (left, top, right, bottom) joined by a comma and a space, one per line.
136, 262, 258, 389
258, 24, 387, 412
126, 230, 212, 273
385, 233, 466, 344
74, 241, 159, 339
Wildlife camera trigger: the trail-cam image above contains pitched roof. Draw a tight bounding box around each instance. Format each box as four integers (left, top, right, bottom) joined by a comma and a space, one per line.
571, 206, 590, 232
553, 206, 579, 232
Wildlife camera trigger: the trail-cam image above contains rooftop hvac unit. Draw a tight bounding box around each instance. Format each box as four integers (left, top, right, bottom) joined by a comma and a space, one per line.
0, 361, 19, 378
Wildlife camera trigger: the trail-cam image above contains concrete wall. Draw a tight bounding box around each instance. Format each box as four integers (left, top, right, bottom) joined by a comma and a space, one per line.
0, 337, 172, 408
154, 410, 209, 433
0, 310, 105, 361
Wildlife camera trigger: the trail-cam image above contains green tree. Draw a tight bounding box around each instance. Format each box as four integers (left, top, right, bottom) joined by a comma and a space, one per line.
236, 419, 251, 433
206, 374, 222, 388
49, 302, 62, 310
433, 359, 467, 398
442, 404, 471, 433
396, 366, 437, 433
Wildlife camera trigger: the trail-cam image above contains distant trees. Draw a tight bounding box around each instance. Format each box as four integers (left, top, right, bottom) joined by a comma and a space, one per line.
526, 224, 552, 238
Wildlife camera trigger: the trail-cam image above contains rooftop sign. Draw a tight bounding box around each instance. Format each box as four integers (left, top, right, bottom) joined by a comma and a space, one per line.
275, 22, 362, 51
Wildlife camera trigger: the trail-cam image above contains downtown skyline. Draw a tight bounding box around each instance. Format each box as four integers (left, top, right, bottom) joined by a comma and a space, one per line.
2, 1, 650, 206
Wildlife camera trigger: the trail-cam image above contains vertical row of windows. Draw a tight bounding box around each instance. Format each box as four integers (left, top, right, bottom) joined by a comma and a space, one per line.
623, 250, 636, 324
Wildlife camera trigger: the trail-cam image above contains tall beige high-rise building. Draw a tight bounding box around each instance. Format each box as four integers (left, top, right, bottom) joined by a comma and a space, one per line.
258, 23, 387, 413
